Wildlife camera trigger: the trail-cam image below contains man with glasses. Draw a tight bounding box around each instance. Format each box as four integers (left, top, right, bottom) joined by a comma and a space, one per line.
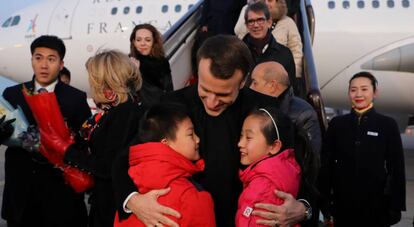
243, 1, 296, 90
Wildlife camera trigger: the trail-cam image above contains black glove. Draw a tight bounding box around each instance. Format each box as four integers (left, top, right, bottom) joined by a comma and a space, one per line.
0, 115, 15, 143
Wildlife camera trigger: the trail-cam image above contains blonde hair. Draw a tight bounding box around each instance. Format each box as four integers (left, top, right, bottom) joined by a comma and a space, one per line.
86, 50, 142, 105
271, 0, 288, 21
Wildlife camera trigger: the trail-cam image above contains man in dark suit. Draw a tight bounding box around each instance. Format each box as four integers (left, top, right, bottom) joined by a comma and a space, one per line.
1, 35, 91, 227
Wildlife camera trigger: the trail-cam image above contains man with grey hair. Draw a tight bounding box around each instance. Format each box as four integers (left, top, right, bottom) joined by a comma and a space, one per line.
242, 1, 297, 93
251, 61, 322, 226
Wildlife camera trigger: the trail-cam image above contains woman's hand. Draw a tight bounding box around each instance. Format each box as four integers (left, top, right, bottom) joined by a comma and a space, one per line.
253, 190, 306, 227
127, 188, 181, 227
130, 57, 140, 68
201, 26, 208, 32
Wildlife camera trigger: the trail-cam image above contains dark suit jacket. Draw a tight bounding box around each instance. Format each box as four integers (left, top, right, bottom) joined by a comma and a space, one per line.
1, 80, 91, 225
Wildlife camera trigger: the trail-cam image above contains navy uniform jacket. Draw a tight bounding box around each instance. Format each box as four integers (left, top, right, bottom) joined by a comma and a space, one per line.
319, 108, 406, 227
1, 80, 91, 225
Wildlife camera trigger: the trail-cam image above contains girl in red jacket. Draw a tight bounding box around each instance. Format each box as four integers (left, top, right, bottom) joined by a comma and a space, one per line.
114, 103, 216, 227
236, 107, 301, 227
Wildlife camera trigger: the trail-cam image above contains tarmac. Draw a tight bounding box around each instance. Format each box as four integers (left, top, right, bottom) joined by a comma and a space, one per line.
0, 143, 413, 226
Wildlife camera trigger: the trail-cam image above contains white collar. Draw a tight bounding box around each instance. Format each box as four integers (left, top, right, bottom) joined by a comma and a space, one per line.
34, 79, 58, 93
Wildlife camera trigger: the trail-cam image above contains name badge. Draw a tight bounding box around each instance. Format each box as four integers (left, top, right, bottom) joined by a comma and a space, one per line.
367, 131, 378, 136
243, 206, 253, 217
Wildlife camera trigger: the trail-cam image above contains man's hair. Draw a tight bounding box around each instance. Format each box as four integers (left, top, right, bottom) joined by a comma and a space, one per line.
30, 35, 66, 60
60, 67, 71, 79
138, 102, 189, 143
244, 1, 271, 21
197, 35, 253, 80
349, 71, 378, 92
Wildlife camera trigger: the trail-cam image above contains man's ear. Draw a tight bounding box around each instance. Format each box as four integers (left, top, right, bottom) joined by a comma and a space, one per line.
59, 61, 64, 71
269, 79, 278, 94
268, 140, 282, 155
266, 18, 273, 28
161, 138, 168, 145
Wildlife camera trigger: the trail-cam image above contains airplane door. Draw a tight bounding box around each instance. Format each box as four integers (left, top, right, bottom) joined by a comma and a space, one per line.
48, 0, 80, 39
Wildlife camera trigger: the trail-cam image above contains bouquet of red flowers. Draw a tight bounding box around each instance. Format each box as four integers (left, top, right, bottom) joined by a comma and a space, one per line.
23, 87, 94, 193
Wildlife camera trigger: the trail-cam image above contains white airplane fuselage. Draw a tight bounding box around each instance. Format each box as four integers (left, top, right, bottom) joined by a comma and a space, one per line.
313, 0, 414, 113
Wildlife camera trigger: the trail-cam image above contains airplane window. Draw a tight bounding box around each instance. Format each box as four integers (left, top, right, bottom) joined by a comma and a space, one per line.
387, 0, 395, 7
188, 4, 194, 10
342, 1, 350, 8
328, 1, 335, 8
402, 0, 410, 7
2, 17, 12, 28
357, 0, 365, 8
11, 16, 20, 26
372, 0, 380, 8
162, 5, 169, 13
124, 6, 130, 14
111, 7, 118, 15
136, 6, 143, 14
175, 5, 182, 12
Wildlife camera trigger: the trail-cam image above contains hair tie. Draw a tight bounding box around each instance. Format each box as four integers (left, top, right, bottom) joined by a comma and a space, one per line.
259, 108, 280, 141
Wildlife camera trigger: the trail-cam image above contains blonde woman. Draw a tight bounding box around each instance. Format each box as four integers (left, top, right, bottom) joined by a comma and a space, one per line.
41, 50, 146, 227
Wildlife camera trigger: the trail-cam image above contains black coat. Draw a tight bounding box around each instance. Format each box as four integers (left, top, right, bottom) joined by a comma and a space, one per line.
243, 32, 297, 93
64, 99, 145, 227
319, 108, 406, 227
1, 80, 91, 226
200, 0, 244, 35
135, 54, 173, 107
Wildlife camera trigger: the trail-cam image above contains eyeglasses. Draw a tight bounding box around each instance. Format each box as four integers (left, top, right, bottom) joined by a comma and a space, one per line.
246, 17, 267, 26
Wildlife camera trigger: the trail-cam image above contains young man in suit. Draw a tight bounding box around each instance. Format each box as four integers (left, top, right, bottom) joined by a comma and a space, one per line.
1, 35, 91, 227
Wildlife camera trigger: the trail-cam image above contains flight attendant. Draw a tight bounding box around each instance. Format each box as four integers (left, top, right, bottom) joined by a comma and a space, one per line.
319, 71, 406, 227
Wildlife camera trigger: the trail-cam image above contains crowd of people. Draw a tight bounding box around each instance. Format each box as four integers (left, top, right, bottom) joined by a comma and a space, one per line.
0, 0, 408, 227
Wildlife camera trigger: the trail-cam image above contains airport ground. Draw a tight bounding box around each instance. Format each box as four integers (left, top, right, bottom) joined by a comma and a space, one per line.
0, 139, 413, 226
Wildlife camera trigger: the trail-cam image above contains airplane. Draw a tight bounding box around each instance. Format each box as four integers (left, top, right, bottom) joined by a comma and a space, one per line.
0, 0, 413, 118
312, 0, 414, 113
0, 0, 198, 93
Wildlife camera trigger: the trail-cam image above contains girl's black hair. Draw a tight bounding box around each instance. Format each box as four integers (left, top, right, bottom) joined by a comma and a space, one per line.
248, 106, 294, 150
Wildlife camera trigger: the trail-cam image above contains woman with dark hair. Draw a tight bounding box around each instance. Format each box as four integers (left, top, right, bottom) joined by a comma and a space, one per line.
129, 24, 173, 106
319, 71, 406, 227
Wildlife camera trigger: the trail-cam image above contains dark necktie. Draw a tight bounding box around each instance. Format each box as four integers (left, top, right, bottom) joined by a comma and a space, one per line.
37, 88, 48, 93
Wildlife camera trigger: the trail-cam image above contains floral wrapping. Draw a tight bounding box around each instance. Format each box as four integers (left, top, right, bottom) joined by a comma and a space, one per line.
23, 89, 94, 193
0, 96, 29, 147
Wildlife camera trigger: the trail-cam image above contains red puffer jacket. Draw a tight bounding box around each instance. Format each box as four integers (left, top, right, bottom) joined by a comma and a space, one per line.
114, 142, 216, 227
